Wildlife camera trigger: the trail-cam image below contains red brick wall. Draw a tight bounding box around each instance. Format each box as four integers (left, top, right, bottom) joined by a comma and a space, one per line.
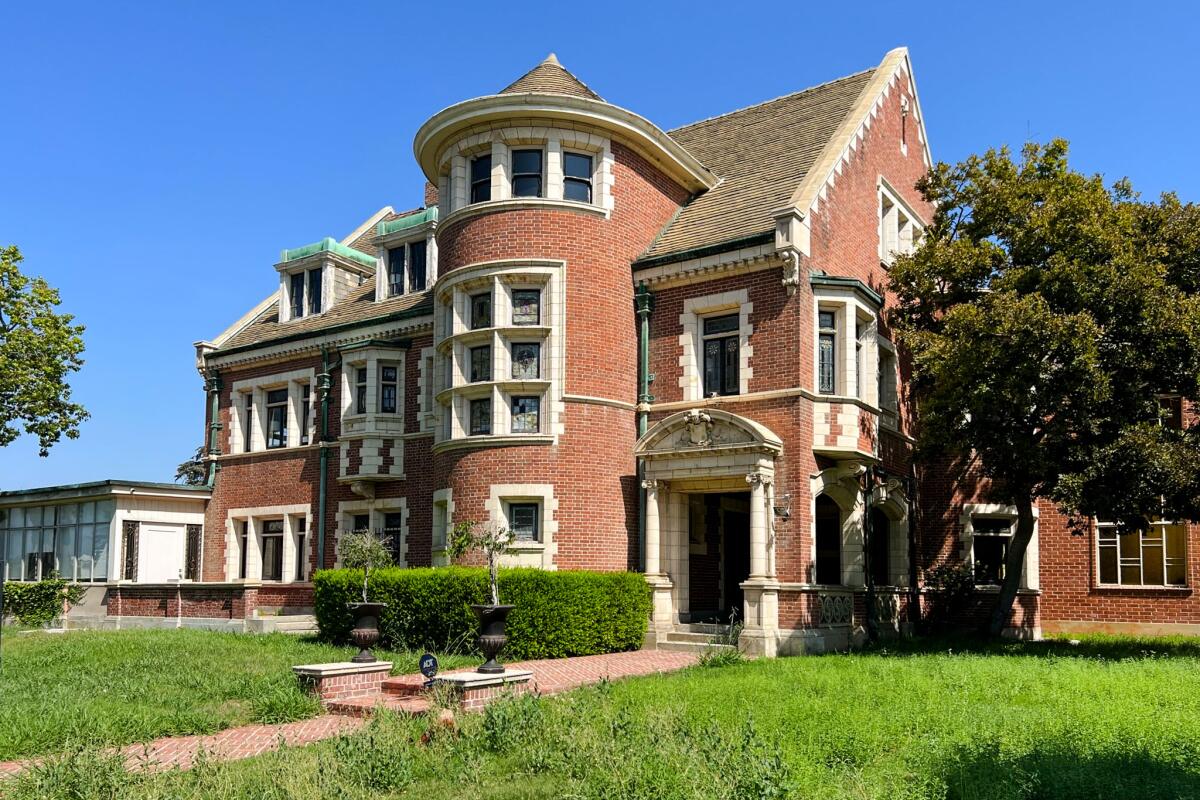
428, 141, 690, 569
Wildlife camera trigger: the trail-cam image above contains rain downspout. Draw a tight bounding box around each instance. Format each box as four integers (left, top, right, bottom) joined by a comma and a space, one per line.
316, 346, 339, 574
634, 283, 655, 572
204, 370, 223, 487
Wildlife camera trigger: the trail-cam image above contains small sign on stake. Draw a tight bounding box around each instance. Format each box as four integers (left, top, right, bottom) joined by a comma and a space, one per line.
419, 652, 439, 686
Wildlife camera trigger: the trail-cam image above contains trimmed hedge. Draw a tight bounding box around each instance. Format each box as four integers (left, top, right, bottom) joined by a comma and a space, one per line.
314, 566, 651, 660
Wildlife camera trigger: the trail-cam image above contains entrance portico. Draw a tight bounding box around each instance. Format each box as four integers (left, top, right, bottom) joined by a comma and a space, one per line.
635, 408, 784, 656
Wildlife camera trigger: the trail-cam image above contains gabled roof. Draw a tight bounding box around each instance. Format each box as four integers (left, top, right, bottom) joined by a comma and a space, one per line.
499, 53, 602, 100
638, 68, 876, 263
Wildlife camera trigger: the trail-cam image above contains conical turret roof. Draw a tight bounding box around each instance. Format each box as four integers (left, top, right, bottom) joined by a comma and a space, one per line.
499, 53, 603, 101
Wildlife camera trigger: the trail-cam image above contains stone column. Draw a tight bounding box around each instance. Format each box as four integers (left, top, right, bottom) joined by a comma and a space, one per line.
642, 478, 674, 642
741, 470, 780, 657
643, 479, 661, 576
746, 472, 770, 579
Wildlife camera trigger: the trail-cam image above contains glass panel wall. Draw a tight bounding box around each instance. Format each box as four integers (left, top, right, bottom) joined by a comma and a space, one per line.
0, 499, 114, 581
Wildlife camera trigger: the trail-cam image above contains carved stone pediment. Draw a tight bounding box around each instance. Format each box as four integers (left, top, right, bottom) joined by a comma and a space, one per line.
635, 408, 782, 458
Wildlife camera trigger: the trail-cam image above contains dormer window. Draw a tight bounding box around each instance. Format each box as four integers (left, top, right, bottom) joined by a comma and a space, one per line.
563, 152, 593, 203
470, 154, 492, 203
387, 248, 405, 297
512, 149, 543, 198
385, 240, 428, 297
286, 268, 323, 320
307, 268, 322, 314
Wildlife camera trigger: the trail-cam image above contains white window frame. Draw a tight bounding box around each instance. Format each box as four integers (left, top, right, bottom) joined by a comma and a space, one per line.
225, 504, 311, 583
959, 504, 1039, 591
811, 292, 878, 403
334, 498, 409, 568
485, 484, 559, 569
376, 231, 437, 300
679, 289, 753, 402
878, 177, 924, 265
229, 369, 316, 454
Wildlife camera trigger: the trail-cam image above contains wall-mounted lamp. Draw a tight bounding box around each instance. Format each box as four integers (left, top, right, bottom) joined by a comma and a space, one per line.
773, 494, 792, 520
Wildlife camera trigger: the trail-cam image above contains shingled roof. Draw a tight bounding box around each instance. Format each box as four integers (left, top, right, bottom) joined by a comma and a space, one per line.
499, 53, 602, 101
214, 208, 434, 353
638, 68, 876, 263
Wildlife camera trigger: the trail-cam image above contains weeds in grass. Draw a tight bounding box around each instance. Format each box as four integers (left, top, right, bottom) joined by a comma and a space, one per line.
250, 680, 322, 724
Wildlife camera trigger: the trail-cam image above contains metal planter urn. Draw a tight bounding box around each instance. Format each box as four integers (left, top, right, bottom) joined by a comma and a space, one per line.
470, 604, 514, 674
347, 601, 388, 663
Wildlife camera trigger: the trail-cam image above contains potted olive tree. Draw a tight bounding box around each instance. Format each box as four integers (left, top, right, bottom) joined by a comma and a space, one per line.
338, 530, 394, 663
447, 521, 516, 674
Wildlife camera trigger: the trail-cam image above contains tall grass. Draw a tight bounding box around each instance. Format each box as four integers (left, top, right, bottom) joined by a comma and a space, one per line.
0, 627, 471, 761
6, 634, 1200, 799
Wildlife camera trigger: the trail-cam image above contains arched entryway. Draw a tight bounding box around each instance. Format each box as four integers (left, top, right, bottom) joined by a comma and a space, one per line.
634, 408, 783, 656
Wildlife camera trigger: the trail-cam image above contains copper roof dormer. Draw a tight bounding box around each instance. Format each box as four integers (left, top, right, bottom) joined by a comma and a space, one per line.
499, 53, 603, 101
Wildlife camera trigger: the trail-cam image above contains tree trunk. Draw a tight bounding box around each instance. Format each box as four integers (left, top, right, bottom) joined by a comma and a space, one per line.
988, 495, 1036, 637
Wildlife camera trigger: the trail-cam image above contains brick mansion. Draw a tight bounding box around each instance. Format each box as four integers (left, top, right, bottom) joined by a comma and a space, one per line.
4, 49, 1198, 651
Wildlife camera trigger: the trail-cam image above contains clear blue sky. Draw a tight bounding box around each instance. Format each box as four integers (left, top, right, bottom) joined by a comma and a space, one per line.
1, 1, 1197, 489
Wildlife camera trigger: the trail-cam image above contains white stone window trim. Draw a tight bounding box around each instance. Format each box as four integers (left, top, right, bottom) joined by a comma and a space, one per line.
812, 288, 879, 405
1094, 519, 1188, 589
224, 504, 312, 584
334, 498, 410, 568
679, 289, 753, 402
277, 262, 333, 324
959, 504, 1040, 591
485, 484, 559, 570
417, 346, 438, 434
432, 260, 566, 449
229, 368, 316, 454
438, 124, 615, 217
339, 349, 406, 432
878, 176, 925, 266
876, 336, 899, 430
376, 228, 438, 302
431, 488, 454, 566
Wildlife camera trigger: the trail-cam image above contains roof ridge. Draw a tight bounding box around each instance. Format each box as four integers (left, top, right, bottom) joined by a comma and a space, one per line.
668, 68, 875, 135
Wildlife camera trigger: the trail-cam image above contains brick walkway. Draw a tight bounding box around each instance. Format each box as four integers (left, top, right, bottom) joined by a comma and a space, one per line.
0, 649, 697, 779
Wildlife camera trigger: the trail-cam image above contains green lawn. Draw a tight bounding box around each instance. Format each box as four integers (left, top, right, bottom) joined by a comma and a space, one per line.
0, 627, 472, 762
8, 634, 1200, 799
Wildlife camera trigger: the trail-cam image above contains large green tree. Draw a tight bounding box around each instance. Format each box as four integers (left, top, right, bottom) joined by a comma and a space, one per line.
889, 140, 1200, 635
0, 245, 88, 455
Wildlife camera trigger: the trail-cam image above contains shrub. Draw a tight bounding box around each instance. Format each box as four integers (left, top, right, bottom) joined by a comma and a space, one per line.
1, 575, 84, 627
923, 561, 977, 631
314, 566, 651, 660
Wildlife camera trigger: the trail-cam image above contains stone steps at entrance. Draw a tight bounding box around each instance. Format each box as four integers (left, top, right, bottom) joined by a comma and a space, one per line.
326, 695, 431, 717
269, 615, 319, 635
677, 622, 734, 636
664, 630, 730, 644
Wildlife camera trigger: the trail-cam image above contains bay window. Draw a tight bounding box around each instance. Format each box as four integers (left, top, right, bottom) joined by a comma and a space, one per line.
818, 310, 837, 395
379, 365, 399, 414
471, 292, 492, 329
355, 368, 368, 415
